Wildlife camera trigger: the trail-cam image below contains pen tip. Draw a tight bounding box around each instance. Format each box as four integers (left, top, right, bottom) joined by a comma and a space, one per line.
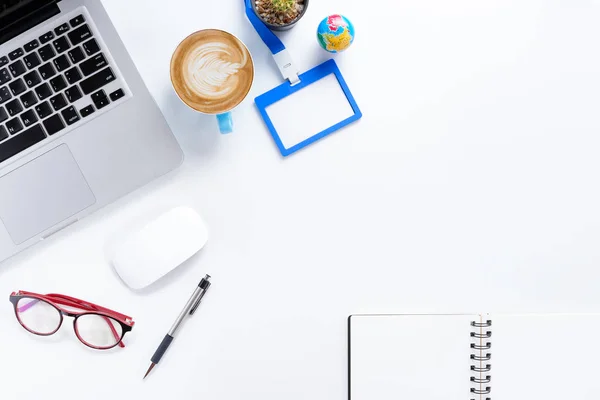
143, 363, 156, 380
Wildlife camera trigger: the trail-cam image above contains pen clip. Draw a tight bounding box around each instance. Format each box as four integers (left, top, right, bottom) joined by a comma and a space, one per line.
190, 291, 205, 315
190, 275, 211, 315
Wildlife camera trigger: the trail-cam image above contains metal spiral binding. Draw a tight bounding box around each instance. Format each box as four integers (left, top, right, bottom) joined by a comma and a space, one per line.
470, 319, 492, 400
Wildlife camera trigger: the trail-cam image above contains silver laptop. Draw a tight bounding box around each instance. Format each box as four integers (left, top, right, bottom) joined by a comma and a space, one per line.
0, 0, 183, 263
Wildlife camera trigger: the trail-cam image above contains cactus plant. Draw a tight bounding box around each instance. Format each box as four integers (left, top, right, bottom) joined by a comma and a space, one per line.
254, 0, 305, 27
271, 0, 295, 14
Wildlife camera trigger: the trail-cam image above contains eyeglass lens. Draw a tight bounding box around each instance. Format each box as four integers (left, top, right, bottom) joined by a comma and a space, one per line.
16, 298, 61, 335
75, 314, 123, 349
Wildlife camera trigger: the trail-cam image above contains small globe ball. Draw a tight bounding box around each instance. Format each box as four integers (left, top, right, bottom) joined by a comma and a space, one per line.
317, 15, 355, 53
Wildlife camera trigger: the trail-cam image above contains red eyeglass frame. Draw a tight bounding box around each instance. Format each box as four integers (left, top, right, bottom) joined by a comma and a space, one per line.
9, 290, 135, 350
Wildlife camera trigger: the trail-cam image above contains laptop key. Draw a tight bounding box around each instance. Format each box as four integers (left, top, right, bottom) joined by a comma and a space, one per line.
64, 67, 82, 84
91, 90, 106, 103
38, 62, 56, 80
39, 31, 55, 44
0, 106, 7, 123
68, 24, 92, 46
20, 109, 38, 127
43, 114, 65, 135
6, 117, 23, 134
8, 60, 26, 78
53, 36, 70, 54
83, 39, 100, 56
53, 55, 70, 72
24, 39, 40, 52
35, 101, 53, 119
38, 44, 56, 62
79, 104, 95, 118
35, 83, 53, 100
68, 47, 86, 64
54, 23, 70, 36
0, 56, 8, 67
23, 53, 41, 69
110, 88, 125, 102
0, 124, 46, 163
50, 75, 67, 92
9, 48, 24, 61
70, 14, 86, 27
5, 98, 23, 116
20, 91, 38, 108
0, 125, 7, 141
23, 71, 41, 88
0, 68, 10, 85
49, 93, 67, 111
0, 87, 11, 104
94, 95, 110, 110
80, 67, 116, 94
61, 106, 79, 125
80, 53, 107, 76
9, 79, 26, 96
64, 86, 82, 103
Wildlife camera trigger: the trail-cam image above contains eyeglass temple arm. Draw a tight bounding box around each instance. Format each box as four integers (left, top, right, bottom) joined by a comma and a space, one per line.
44, 293, 132, 321
45, 294, 128, 348
15, 291, 133, 323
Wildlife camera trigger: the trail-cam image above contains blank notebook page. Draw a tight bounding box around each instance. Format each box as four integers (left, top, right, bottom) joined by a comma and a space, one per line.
349, 314, 476, 400
492, 314, 600, 400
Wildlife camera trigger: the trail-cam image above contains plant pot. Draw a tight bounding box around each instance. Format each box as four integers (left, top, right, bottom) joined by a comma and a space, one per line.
251, 0, 309, 31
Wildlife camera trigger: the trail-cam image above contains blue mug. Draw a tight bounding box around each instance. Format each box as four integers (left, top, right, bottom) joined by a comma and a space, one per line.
171, 29, 255, 134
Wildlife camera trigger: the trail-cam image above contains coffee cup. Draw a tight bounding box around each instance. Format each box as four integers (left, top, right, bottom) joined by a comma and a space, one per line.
170, 29, 255, 134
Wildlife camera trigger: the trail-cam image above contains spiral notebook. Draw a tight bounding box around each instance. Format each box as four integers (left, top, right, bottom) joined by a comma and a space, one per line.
348, 314, 600, 400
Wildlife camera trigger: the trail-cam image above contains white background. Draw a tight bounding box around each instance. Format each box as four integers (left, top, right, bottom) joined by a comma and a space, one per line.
2, 0, 600, 398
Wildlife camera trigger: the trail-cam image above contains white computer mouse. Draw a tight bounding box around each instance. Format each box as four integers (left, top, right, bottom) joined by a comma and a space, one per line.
111, 207, 208, 289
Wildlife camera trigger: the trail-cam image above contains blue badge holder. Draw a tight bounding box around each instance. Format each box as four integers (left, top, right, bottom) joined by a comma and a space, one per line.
244, 0, 362, 157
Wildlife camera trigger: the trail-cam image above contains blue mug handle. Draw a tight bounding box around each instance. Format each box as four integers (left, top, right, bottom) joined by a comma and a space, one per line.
217, 112, 233, 134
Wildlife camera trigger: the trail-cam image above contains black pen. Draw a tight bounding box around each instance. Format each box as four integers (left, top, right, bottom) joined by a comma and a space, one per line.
143, 275, 212, 379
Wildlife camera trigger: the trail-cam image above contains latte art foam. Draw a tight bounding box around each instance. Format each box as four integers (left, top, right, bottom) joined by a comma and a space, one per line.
171, 30, 254, 114
185, 42, 249, 100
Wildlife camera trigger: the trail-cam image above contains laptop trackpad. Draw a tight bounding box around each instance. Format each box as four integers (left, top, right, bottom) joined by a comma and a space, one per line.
0, 145, 96, 245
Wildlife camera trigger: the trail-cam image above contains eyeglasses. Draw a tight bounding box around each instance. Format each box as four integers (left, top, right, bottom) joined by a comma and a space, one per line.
9, 290, 135, 350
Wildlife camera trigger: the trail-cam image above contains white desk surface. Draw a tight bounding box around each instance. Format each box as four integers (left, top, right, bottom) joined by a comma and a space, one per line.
2, 0, 600, 398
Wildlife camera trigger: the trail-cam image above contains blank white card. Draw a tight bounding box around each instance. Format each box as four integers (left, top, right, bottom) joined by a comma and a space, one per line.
265, 74, 355, 149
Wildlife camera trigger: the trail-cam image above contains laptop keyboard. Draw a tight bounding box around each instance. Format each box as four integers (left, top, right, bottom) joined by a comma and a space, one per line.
0, 9, 130, 165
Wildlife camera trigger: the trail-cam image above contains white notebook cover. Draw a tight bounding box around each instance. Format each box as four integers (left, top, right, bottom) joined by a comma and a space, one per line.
349, 314, 600, 400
